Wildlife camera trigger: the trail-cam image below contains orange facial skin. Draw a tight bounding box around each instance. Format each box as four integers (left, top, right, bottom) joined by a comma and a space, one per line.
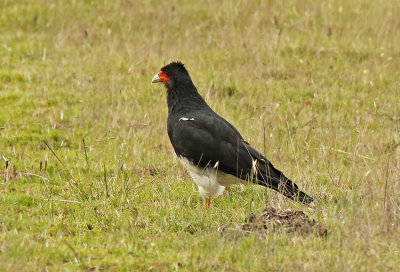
158, 71, 170, 83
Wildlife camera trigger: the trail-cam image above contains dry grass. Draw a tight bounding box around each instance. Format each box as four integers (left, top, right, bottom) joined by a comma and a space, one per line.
1, 0, 399, 271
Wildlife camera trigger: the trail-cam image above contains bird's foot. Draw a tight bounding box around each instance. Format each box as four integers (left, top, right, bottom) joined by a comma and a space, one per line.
204, 198, 211, 211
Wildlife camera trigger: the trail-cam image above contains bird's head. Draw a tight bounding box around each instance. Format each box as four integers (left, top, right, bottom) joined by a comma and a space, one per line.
151, 62, 191, 88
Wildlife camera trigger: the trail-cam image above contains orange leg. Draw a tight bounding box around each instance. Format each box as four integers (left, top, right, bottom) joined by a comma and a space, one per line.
204, 198, 211, 211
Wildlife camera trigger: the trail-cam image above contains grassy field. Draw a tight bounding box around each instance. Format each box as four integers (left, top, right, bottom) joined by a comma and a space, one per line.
1, 0, 399, 271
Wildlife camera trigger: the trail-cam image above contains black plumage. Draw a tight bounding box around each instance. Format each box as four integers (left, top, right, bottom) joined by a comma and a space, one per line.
152, 62, 314, 208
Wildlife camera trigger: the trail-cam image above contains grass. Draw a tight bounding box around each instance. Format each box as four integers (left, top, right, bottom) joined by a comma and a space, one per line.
1, 0, 399, 270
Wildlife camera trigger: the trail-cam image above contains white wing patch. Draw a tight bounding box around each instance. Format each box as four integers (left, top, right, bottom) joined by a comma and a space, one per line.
179, 117, 195, 121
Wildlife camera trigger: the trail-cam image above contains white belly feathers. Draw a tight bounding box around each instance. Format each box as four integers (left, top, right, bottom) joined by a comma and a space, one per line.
179, 157, 244, 199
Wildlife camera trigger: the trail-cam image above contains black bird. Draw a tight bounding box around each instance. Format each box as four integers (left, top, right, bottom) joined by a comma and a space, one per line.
152, 62, 314, 210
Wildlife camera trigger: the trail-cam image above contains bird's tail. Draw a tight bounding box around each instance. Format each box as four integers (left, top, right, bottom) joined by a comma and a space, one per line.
255, 161, 314, 204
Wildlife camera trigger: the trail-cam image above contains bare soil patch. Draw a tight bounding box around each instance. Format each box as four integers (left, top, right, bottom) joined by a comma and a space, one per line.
242, 208, 327, 237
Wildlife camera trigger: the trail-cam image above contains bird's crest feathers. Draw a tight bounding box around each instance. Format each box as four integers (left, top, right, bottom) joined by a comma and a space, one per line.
161, 61, 189, 76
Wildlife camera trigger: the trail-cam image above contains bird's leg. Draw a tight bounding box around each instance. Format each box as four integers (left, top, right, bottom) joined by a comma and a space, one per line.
204, 198, 211, 211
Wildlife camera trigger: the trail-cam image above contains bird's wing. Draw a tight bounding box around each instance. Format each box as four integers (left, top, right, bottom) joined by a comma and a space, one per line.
169, 111, 260, 180
169, 111, 314, 203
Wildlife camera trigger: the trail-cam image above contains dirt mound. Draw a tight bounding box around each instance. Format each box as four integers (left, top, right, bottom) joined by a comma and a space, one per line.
242, 208, 327, 237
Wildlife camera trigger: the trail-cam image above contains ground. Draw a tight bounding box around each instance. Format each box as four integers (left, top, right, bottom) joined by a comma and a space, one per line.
1, 0, 399, 271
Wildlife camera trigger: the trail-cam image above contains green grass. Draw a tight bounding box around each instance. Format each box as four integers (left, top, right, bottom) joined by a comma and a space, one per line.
1, 0, 399, 271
